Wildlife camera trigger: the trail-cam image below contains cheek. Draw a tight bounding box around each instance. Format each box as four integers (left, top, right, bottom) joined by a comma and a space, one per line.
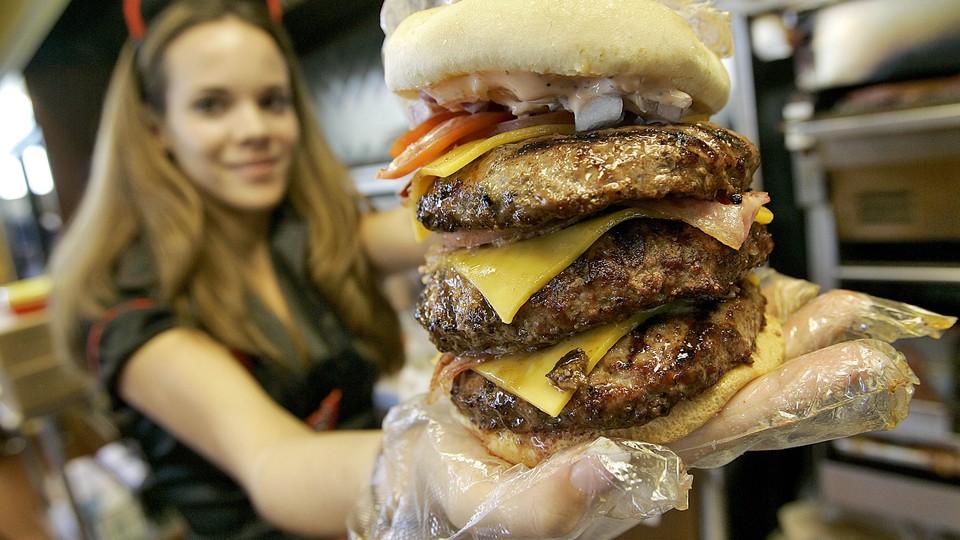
167, 123, 222, 166
281, 118, 301, 148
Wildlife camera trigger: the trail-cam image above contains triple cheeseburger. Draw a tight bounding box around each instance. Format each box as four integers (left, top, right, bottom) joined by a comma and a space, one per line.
378, 0, 785, 467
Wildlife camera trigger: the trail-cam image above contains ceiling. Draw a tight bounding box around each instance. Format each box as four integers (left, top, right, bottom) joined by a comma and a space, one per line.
0, 1, 70, 77
4, 0, 382, 80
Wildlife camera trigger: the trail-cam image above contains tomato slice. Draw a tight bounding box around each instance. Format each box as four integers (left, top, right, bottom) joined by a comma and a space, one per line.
377, 111, 513, 180
388, 111, 464, 158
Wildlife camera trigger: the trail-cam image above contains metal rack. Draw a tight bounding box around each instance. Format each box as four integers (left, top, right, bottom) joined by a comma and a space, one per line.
784, 102, 960, 290
783, 96, 960, 538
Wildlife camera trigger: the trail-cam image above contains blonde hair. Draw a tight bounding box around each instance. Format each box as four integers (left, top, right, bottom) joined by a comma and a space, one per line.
48, 0, 403, 374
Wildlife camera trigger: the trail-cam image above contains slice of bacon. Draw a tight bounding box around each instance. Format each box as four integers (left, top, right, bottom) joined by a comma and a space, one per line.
635, 191, 770, 250
439, 192, 771, 251
427, 353, 492, 404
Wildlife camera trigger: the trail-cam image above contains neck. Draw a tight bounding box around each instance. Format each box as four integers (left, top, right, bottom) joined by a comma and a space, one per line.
206, 202, 275, 260
205, 202, 299, 350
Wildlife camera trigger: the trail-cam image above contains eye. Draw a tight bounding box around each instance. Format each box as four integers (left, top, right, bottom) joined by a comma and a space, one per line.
192, 94, 229, 115
261, 90, 292, 113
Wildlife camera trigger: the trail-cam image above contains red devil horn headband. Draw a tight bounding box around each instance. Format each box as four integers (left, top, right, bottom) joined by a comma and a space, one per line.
123, 0, 283, 39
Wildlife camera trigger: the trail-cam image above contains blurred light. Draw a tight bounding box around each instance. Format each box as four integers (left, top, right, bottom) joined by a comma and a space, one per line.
0, 75, 36, 155
0, 155, 28, 200
751, 14, 793, 62
22, 145, 54, 196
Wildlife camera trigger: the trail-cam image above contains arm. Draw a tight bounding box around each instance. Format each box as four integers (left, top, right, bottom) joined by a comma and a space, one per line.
119, 327, 380, 537
359, 205, 437, 274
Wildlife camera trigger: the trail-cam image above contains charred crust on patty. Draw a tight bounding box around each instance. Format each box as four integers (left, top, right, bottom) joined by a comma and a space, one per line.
450, 277, 767, 434
416, 122, 760, 234
417, 221, 774, 354
546, 348, 590, 391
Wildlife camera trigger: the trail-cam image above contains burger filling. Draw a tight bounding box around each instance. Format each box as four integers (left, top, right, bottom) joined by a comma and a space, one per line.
415, 122, 760, 235
419, 71, 698, 128
417, 220, 774, 355
447, 277, 767, 434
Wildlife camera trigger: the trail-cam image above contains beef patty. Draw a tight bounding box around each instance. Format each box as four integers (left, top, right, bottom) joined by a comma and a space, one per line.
417, 219, 773, 354
416, 121, 759, 234
450, 276, 767, 434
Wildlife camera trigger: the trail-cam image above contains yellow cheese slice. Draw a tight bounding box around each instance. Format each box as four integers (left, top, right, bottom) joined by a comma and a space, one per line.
756, 206, 773, 225
420, 123, 575, 178
474, 308, 663, 417
445, 207, 646, 323
408, 173, 434, 243
443, 202, 773, 323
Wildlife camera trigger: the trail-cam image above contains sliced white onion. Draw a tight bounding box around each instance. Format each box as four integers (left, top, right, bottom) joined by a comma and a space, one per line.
490, 110, 575, 135
575, 95, 624, 132
655, 102, 684, 123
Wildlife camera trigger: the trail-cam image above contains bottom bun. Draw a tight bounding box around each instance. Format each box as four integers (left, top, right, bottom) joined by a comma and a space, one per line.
463, 316, 786, 467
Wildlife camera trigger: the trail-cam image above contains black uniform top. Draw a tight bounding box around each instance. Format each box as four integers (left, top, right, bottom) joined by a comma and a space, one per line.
87, 204, 381, 539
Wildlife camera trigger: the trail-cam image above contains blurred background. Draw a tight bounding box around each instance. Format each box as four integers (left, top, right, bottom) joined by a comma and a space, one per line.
0, 0, 957, 538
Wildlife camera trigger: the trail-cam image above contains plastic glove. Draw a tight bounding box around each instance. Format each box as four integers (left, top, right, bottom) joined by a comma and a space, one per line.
348, 270, 954, 539
669, 338, 918, 469
349, 397, 691, 539
755, 267, 821, 321
780, 286, 956, 359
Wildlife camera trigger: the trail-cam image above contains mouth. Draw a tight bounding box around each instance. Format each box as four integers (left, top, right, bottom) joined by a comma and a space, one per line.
230, 158, 282, 179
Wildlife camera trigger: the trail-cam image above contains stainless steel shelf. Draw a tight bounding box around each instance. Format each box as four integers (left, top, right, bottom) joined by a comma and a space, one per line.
785, 103, 960, 167
787, 102, 960, 139
715, 0, 838, 15
868, 399, 960, 450
837, 264, 960, 284
819, 459, 960, 534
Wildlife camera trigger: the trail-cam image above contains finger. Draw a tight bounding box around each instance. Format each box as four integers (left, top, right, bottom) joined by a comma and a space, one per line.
485, 459, 595, 538
670, 339, 916, 468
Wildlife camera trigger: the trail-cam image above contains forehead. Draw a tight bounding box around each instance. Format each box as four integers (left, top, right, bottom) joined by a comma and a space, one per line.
163, 18, 290, 93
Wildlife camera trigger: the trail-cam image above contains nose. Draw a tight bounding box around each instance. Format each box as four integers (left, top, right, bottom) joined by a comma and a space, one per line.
232, 101, 271, 144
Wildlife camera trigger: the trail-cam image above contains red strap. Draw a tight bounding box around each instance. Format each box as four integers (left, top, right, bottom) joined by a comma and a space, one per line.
266, 0, 283, 23
305, 388, 342, 431
123, 0, 282, 39
86, 298, 260, 379
230, 350, 256, 372
123, 0, 145, 38
86, 298, 157, 377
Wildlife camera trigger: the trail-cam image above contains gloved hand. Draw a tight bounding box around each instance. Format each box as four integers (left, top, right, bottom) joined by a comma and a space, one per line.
349, 270, 955, 539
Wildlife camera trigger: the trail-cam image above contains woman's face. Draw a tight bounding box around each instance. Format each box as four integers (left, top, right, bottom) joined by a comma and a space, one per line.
155, 18, 299, 214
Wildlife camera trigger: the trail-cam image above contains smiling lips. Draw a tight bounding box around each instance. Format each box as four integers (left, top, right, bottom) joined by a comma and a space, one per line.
231, 158, 281, 179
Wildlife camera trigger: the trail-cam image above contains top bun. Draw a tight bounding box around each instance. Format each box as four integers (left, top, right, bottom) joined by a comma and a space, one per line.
383, 0, 733, 116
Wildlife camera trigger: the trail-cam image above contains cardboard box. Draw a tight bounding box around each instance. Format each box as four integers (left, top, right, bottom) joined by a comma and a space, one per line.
829, 158, 960, 242
819, 459, 960, 534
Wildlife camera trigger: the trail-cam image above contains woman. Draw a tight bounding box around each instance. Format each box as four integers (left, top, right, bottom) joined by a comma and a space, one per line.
47, 1, 602, 538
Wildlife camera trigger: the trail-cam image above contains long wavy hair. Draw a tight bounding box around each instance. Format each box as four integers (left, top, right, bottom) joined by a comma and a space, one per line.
48, 0, 403, 374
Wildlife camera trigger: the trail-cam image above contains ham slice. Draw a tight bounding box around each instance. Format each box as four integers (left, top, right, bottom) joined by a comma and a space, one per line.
633, 191, 769, 250
442, 192, 770, 251
427, 353, 492, 404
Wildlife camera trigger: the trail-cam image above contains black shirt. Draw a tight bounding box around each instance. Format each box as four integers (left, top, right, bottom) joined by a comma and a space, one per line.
88, 206, 380, 539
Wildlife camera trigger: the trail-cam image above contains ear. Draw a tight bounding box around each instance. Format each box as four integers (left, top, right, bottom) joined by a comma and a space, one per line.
147, 109, 170, 150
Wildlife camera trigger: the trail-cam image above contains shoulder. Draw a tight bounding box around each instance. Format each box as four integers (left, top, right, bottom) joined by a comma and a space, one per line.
114, 235, 159, 293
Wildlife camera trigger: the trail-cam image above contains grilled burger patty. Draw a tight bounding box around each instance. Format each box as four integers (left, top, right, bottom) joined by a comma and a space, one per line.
417, 220, 774, 354
450, 276, 767, 434
416, 121, 759, 234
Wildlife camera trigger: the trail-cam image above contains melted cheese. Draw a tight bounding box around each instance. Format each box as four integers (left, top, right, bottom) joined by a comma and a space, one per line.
474, 308, 662, 417
445, 207, 646, 324
408, 174, 434, 242
443, 201, 772, 323
756, 206, 773, 225
420, 123, 575, 178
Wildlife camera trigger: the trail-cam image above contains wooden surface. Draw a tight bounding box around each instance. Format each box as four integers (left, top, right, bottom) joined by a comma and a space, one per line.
0, 448, 53, 540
